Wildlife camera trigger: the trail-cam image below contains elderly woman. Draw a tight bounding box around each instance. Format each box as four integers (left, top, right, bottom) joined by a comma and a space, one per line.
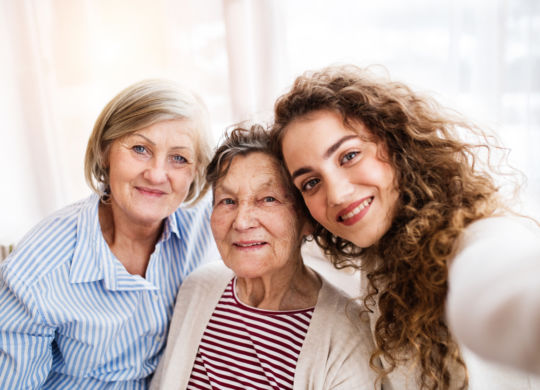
0, 79, 217, 388
150, 125, 377, 389
270, 65, 540, 389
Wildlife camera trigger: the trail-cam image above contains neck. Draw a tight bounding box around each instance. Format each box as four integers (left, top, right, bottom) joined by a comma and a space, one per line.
98, 202, 163, 277
235, 260, 321, 311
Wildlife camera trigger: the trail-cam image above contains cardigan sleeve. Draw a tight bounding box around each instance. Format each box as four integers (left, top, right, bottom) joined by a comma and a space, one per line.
150, 262, 233, 390
295, 274, 379, 389
446, 216, 540, 375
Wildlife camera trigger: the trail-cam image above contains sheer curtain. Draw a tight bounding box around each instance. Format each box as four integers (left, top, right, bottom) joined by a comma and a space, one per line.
1, 0, 231, 243
2, 0, 539, 244
225, 0, 540, 214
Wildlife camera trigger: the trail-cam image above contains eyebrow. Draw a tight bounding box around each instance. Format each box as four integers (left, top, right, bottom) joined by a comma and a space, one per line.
323, 134, 357, 158
130, 133, 194, 153
290, 134, 358, 180
131, 133, 155, 145
215, 177, 276, 196
291, 167, 312, 181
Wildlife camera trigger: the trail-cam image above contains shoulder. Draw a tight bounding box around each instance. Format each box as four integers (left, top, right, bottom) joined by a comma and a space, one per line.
448, 214, 540, 314
312, 271, 372, 338
17, 197, 92, 246
179, 262, 233, 292
173, 194, 212, 224
170, 195, 214, 244
453, 215, 540, 268
168, 262, 232, 340
1, 196, 96, 284
317, 272, 360, 310
296, 270, 377, 388
460, 215, 539, 246
468, 214, 539, 232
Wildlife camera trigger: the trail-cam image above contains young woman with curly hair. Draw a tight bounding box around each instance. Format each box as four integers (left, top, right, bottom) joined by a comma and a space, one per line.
269, 65, 540, 389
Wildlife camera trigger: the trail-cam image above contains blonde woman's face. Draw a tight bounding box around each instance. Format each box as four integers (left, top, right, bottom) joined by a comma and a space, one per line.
281, 110, 399, 248
106, 119, 196, 230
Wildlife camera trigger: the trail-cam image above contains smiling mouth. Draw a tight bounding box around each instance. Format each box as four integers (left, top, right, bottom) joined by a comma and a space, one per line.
234, 241, 267, 248
338, 197, 373, 222
136, 187, 166, 196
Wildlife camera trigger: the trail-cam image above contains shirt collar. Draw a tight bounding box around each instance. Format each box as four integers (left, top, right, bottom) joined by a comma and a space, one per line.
69, 195, 104, 285
68, 194, 165, 291
162, 211, 181, 241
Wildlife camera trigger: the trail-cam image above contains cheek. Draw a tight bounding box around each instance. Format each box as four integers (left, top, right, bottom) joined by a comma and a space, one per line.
108, 160, 130, 182
274, 212, 303, 248
381, 165, 399, 199
303, 195, 326, 222
385, 187, 400, 221
172, 170, 195, 194
210, 213, 229, 240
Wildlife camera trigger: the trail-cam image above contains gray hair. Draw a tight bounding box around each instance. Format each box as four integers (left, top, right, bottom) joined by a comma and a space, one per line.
206, 124, 310, 221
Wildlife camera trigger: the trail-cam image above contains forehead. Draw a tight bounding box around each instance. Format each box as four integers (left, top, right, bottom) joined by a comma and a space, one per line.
216, 152, 286, 191
124, 119, 197, 147
287, 110, 373, 140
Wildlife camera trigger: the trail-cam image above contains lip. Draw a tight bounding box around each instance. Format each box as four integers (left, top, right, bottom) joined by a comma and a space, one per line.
336, 196, 373, 226
135, 186, 167, 197
232, 240, 268, 250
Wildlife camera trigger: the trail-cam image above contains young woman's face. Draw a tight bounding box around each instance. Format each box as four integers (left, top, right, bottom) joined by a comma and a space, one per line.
281, 110, 399, 248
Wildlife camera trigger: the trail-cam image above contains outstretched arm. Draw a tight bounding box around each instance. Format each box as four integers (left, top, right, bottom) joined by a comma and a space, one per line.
447, 216, 540, 375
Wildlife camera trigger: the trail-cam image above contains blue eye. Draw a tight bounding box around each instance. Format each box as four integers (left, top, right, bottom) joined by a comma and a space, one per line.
132, 145, 147, 154
341, 151, 358, 164
171, 155, 188, 164
263, 196, 276, 203
302, 178, 320, 192
221, 198, 234, 205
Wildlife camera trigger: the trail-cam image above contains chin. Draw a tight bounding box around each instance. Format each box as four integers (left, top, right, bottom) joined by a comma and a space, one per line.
344, 232, 379, 249
230, 266, 268, 280
133, 213, 168, 227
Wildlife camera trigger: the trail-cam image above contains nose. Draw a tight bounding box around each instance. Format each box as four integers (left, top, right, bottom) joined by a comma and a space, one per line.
326, 173, 354, 207
232, 202, 258, 231
143, 159, 168, 184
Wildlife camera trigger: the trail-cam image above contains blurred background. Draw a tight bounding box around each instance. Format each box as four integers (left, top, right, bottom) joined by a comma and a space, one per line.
1, 0, 539, 244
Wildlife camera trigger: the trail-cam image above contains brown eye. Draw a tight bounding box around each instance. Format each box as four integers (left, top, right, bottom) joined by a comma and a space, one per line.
302, 178, 320, 192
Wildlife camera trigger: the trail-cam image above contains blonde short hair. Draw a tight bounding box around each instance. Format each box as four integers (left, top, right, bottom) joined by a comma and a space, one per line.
84, 79, 212, 205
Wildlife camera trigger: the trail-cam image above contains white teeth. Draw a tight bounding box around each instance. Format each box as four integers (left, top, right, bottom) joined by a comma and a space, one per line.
236, 242, 264, 247
341, 198, 373, 221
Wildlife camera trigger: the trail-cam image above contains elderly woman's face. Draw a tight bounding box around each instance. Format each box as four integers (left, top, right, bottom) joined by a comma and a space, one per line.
107, 119, 196, 228
281, 110, 399, 248
211, 152, 305, 279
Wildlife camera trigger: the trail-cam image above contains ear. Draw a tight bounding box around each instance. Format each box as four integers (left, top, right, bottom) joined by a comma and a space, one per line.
300, 218, 315, 238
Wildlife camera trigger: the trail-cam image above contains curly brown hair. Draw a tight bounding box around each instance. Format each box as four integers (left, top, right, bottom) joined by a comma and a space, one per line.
270, 65, 507, 389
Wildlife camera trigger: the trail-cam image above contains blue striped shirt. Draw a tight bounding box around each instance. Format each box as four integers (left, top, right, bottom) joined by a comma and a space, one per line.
0, 194, 218, 389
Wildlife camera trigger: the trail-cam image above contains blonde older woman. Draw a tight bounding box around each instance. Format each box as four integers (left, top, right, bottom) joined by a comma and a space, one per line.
151, 125, 377, 390
0, 79, 217, 388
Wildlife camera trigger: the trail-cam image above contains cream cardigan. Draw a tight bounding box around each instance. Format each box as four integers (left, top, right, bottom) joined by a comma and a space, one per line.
150, 262, 379, 390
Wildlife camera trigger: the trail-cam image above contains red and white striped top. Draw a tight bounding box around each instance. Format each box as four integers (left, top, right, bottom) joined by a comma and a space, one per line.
186, 277, 315, 390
